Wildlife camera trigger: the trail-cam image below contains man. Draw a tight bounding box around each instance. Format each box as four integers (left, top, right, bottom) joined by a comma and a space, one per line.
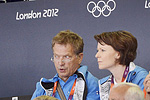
109, 83, 145, 100
31, 30, 99, 100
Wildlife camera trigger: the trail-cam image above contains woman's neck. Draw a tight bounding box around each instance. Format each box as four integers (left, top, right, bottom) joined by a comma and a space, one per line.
109, 64, 126, 83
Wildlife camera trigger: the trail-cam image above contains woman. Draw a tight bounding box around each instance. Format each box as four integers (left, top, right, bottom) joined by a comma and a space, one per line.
94, 30, 148, 100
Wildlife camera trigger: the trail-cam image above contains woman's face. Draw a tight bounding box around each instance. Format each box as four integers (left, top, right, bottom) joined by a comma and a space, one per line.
95, 42, 120, 70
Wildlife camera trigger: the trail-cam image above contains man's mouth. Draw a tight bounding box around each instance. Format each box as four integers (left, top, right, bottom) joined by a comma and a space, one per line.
59, 68, 65, 73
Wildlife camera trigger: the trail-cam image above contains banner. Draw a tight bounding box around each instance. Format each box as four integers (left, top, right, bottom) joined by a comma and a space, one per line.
0, 0, 150, 98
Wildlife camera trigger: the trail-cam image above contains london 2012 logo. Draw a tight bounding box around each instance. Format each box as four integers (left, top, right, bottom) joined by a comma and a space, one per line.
145, 0, 150, 8
87, 0, 116, 18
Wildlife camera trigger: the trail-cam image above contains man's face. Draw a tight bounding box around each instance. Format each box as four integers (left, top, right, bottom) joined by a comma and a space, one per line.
52, 43, 83, 82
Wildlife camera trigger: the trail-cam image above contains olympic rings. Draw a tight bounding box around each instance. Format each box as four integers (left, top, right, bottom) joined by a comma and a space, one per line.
87, 0, 116, 17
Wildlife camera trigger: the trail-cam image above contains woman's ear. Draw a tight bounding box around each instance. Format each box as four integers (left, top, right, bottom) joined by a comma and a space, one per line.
115, 52, 120, 59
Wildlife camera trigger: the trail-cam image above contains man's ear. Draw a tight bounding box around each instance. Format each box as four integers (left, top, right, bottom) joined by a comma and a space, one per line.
78, 53, 83, 64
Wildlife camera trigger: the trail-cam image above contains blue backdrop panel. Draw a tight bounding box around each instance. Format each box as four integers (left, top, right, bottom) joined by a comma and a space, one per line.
0, 0, 150, 98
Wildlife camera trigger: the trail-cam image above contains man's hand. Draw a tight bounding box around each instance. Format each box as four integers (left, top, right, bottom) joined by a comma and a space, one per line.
144, 71, 150, 93
144, 71, 150, 100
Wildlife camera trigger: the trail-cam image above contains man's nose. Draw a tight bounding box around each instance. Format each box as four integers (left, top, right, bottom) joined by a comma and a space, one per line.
58, 58, 65, 65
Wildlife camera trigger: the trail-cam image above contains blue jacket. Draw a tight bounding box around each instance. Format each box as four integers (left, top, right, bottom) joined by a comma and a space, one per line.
31, 65, 100, 100
98, 62, 148, 100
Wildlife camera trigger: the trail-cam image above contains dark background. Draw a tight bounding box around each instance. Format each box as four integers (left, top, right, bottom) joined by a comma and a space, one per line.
0, 0, 150, 98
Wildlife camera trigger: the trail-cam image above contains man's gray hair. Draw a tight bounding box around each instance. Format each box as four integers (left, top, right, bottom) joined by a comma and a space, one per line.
113, 83, 144, 100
